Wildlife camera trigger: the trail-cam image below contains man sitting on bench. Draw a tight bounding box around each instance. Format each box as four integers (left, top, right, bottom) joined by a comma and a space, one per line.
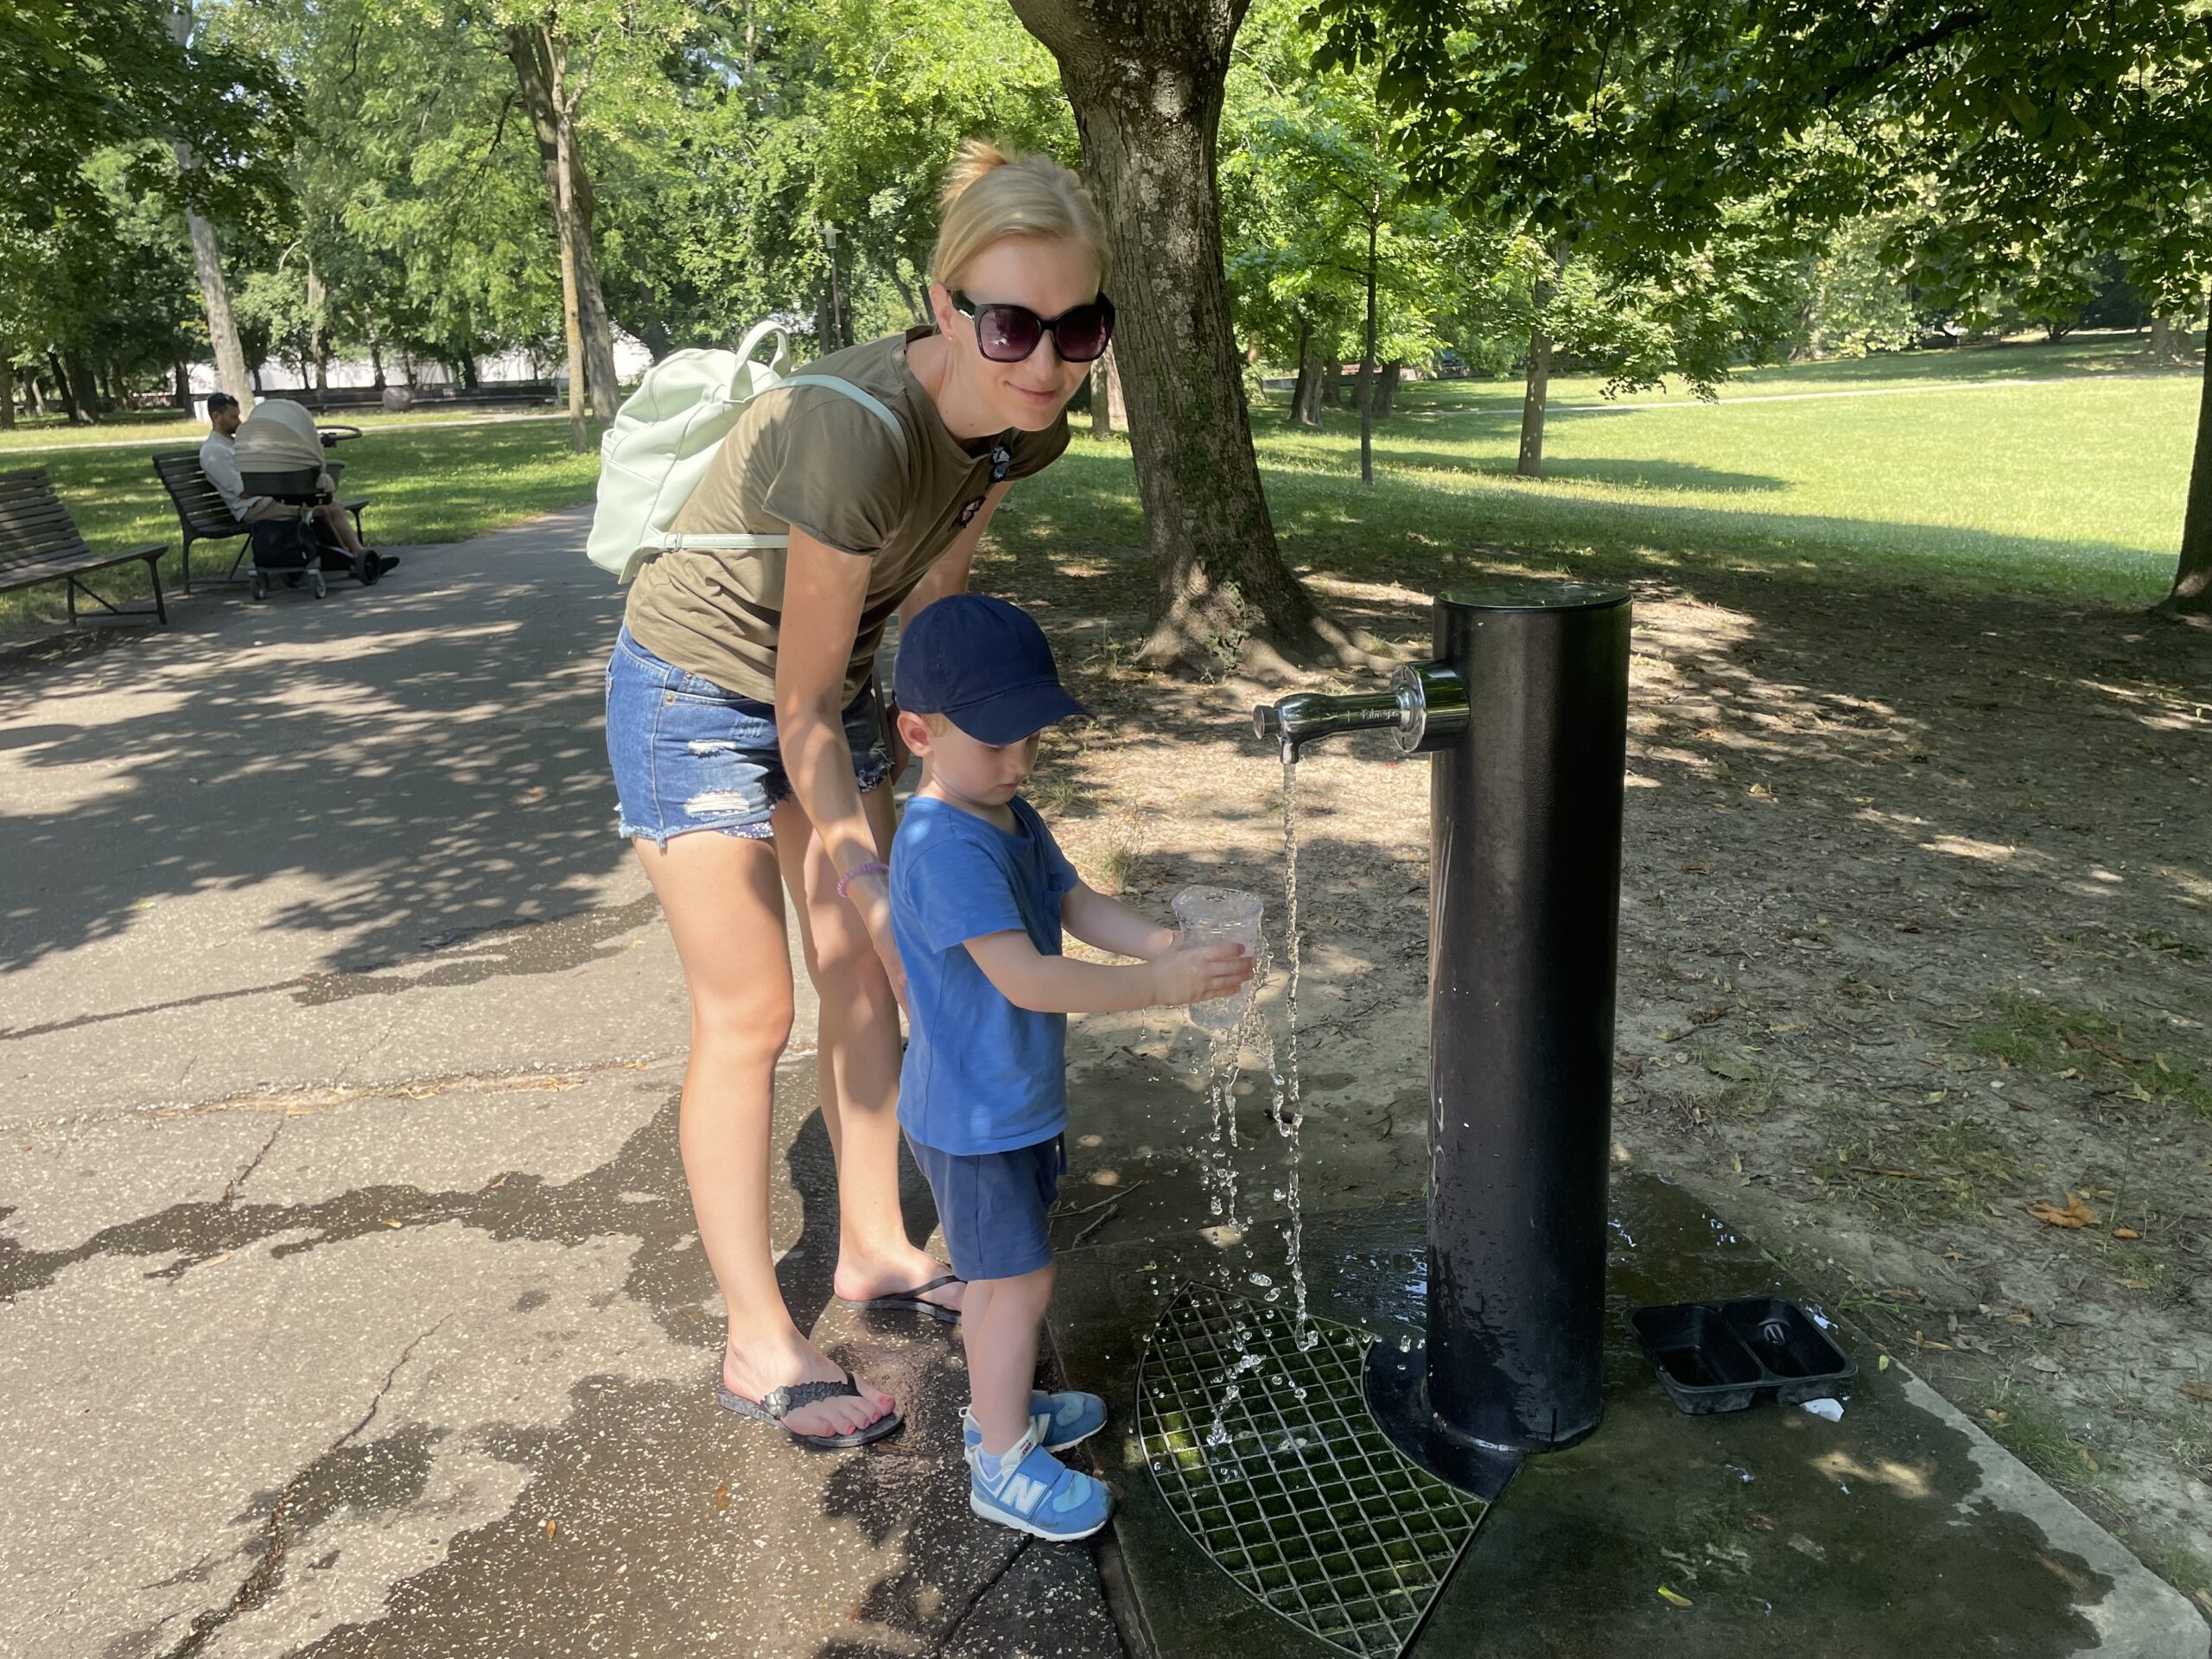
200, 392, 385, 565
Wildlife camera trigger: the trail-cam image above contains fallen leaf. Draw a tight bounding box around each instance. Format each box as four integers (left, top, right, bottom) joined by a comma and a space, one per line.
1877, 1354, 1891, 1373
2111, 1227, 2139, 1240
380, 1217, 404, 1230
2119, 1278, 2151, 1290
715, 1483, 731, 1511
1681, 860, 1708, 874
2026, 1192, 2098, 1230
2179, 1383, 2212, 1404
544, 1518, 557, 1538
1983, 1408, 2009, 1426
1895, 921, 1922, 934
2077, 1446, 2099, 1472
1689, 1004, 1730, 1026
1657, 1586, 1694, 1608
2196, 1588, 2212, 1618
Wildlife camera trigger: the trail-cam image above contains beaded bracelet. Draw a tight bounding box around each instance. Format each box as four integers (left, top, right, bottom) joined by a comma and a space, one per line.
836, 861, 890, 899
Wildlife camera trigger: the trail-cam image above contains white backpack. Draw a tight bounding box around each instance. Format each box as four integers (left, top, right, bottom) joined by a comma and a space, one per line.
585, 321, 907, 584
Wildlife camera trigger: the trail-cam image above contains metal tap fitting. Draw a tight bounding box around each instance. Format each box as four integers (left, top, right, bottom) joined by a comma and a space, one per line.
1251, 661, 1468, 764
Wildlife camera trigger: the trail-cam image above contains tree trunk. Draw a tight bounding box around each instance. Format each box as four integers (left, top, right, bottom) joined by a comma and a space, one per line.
0, 357, 13, 429
1516, 325, 1553, 478
506, 22, 622, 433
180, 210, 251, 414
1376, 359, 1402, 418
2153, 350, 2212, 622
1325, 357, 1346, 407
889, 267, 931, 327
1288, 314, 1319, 427
369, 332, 386, 390
172, 357, 193, 409
1090, 349, 1113, 439
56, 350, 95, 424
1358, 212, 1377, 486
24, 372, 46, 416
307, 264, 330, 396
1011, 0, 1365, 672
166, 2, 255, 418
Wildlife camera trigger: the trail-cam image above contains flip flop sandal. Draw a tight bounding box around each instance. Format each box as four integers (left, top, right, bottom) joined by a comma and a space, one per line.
836, 1272, 963, 1325
715, 1368, 902, 1450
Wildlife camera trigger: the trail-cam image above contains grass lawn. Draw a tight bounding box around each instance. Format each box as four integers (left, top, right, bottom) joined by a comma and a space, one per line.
1, 415, 598, 632
1014, 334, 2197, 613
3, 334, 2197, 637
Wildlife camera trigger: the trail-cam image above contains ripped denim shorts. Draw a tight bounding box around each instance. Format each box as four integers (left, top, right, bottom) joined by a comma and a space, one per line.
605, 625, 894, 846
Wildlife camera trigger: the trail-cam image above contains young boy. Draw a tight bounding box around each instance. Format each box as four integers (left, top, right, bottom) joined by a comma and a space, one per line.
890, 594, 1255, 1541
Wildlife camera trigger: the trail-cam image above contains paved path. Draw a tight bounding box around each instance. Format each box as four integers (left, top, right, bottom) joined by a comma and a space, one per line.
0, 511, 1122, 1658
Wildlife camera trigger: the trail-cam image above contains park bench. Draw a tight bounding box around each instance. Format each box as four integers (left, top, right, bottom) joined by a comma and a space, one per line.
0, 469, 167, 626
151, 451, 369, 594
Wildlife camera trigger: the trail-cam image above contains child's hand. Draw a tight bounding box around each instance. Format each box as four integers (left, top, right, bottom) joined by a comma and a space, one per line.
1147, 939, 1255, 1008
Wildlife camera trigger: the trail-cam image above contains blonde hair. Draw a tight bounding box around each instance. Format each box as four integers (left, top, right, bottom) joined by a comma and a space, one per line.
931, 140, 1110, 290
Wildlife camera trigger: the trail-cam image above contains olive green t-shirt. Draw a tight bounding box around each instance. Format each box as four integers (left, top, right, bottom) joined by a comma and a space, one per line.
622, 327, 1069, 703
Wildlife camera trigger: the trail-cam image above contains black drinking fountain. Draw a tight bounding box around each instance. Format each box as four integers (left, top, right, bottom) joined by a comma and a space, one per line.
1254, 578, 1630, 1500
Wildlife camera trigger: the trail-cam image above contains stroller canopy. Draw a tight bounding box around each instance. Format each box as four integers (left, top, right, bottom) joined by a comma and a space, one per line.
234, 400, 330, 495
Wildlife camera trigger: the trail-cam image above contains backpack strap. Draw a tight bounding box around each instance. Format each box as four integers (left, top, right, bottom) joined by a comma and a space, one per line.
779, 374, 909, 461
655, 372, 912, 553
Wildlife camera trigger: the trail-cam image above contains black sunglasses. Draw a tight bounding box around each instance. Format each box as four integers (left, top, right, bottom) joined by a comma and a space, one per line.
950, 290, 1116, 364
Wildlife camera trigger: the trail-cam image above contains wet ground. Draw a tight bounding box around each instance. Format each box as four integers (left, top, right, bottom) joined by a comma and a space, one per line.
1053, 1178, 2207, 1657
0, 512, 1122, 1658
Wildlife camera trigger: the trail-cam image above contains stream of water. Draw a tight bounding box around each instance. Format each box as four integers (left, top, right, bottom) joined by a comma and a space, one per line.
1201, 753, 1317, 1451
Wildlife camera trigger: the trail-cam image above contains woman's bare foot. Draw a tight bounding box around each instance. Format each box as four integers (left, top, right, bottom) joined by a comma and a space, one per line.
833, 1244, 968, 1317
722, 1332, 894, 1440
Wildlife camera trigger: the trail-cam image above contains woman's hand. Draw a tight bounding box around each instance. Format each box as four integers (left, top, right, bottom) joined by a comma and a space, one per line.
842, 871, 909, 1011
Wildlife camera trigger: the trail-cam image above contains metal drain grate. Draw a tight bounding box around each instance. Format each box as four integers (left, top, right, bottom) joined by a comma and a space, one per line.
1136, 1283, 1488, 1657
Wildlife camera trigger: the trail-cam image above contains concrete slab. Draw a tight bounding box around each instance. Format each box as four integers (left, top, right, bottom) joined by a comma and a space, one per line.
1053, 1175, 2209, 1659
1, 512, 1121, 1657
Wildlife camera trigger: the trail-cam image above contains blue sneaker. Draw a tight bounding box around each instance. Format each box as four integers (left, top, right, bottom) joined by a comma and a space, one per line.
963, 1390, 1107, 1453
969, 1429, 1114, 1540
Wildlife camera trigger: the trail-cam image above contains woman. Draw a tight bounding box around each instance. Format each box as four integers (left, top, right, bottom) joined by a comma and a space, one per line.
605, 142, 1117, 1446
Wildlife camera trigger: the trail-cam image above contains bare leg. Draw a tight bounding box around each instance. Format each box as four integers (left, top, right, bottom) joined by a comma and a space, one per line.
772, 791, 965, 1314
636, 830, 893, 1439
965, 1264, 1055, 1456
313, 503, 367, 555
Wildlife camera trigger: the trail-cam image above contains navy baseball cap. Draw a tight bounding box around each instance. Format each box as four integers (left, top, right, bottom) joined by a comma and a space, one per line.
895, 594, 1089, 744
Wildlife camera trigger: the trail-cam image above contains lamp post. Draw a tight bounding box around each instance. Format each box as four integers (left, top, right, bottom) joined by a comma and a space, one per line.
818, 221, 844, 351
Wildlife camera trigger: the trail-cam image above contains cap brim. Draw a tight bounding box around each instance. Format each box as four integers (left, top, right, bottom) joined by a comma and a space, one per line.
946, 679, 1090, 745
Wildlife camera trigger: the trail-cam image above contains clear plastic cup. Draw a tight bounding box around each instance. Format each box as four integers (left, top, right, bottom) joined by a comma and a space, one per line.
1172, 885, 1263, 1033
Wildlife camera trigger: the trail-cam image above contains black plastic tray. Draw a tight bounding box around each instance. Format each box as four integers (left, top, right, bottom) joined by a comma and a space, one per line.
1630, 1297, 1855, 1415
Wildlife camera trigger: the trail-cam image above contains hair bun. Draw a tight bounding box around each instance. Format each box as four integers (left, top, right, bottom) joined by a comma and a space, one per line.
940, 139, 1012, 211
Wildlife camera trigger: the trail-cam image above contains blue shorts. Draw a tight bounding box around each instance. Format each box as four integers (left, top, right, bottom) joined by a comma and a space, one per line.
604, 625, 894, 846
907, 1132, 1066, 1282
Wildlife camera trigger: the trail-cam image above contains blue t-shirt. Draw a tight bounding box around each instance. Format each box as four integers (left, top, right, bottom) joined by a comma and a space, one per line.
892, 794, 1080, 1155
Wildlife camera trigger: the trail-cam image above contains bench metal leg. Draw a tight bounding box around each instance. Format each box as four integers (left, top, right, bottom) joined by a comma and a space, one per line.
62, 573, 167, 627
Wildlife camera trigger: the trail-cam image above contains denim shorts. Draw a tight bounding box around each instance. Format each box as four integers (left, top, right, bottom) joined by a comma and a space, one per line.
604, 625, 894, 846
906, 1132, 1066, 1281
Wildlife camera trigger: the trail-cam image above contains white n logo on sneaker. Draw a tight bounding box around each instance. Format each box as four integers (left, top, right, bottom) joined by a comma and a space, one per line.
1001, 1472, 1051, 1516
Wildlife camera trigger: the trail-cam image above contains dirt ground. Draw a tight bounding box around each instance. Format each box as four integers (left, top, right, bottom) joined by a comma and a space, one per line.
985, 538, 2212, 1617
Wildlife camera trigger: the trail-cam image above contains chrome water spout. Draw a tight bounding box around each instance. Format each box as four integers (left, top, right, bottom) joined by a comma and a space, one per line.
1252, 662, 1469, 765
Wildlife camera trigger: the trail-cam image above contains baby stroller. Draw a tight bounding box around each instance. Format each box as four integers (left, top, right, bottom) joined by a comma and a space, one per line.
233, 402, 381, 601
